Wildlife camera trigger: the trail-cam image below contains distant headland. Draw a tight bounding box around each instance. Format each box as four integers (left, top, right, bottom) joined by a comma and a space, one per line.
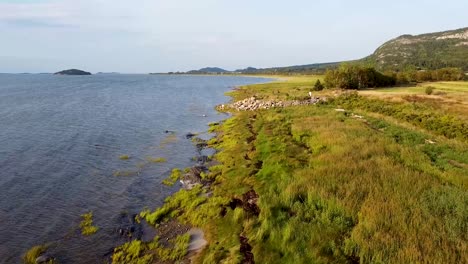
54, 69, 92, 75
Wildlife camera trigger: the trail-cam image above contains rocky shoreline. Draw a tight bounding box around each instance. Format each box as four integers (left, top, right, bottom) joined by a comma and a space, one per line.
217, 96, 325, 111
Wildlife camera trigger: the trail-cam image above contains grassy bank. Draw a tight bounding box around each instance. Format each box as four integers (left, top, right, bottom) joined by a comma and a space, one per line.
114, 77, 467, 263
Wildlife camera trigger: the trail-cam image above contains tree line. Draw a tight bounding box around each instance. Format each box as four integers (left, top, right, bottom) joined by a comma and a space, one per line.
322, 64, 465, 90
387, 67, 465, 84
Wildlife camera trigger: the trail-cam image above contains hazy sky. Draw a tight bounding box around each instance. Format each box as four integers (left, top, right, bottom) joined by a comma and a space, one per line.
0, 0, 467, 73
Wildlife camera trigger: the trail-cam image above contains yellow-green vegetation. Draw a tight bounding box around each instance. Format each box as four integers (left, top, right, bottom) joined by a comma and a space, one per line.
111, 233, 190, 263
162, 168, 182, 186
119, 154, 130, 160
111, 240, 153, 264
330, 92, 467, 141
138, 185, 226, 227
79, 211, 98, 236
117, 77, 467, 263
227, 75, 322, 101
23, 245, 56, 264
359, 81, 468, 121
146, 157, 167, 163
157, 233, 191, 261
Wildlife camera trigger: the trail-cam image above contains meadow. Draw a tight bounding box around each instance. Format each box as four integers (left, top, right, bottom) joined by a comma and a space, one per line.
110, 76, 467, 263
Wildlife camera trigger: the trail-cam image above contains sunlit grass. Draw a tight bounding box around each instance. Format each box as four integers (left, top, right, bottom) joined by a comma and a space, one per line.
359, 81, 468, 120
111, 233, 190, 263
162, 168, 182, 186
228, 75, 324, 101
110, 76, 467, 263
203, 77, 467, 263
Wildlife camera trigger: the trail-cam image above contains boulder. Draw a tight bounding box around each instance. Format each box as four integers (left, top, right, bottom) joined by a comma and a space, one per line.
35, 254, 54, 264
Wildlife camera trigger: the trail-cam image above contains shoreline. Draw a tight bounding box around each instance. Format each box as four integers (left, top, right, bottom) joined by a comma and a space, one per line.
18, 75, 270, 264
26, 76, 467, 263
108, 76, 280, 263
120, 76, 467, 263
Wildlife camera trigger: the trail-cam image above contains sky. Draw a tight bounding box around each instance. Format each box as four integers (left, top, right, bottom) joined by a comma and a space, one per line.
0, 0, 467, 73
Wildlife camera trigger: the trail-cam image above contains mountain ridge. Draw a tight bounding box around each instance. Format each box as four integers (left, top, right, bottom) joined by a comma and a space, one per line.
170, 27, 468, 74
363, 27, 468, 70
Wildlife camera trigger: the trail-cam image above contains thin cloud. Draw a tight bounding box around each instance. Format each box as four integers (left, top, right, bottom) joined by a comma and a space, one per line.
1, 18, 74, 28
0, 2, 68, 20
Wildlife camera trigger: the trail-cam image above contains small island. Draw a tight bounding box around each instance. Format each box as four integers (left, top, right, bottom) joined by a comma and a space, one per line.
54, 69, 92, 75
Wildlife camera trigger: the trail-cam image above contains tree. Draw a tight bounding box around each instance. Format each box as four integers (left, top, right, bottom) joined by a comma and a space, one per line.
324, 64, 396, 89
313, 79, 324, 91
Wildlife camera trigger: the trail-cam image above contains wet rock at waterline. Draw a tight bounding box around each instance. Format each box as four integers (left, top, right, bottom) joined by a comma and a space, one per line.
116, 213, 142, 240
35, 254, 55, 264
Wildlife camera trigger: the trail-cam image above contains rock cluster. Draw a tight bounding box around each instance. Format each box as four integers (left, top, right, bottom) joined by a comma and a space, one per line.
222, 96, 323, 111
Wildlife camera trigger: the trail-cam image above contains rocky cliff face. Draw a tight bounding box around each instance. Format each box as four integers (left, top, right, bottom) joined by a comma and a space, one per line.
364, 27, 468, 71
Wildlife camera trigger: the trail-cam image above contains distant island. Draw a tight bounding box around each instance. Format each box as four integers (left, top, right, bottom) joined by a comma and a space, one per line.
54, 69, 92, 75
159, 63, 341, 75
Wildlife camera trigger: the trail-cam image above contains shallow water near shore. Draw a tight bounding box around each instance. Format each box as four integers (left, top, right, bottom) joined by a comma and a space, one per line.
0, 74, 269, 263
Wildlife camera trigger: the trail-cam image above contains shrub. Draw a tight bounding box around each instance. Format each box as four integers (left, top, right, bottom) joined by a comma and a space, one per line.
324, 64, 396, 89
313, 79, 324, 91
425, 86, 434, 95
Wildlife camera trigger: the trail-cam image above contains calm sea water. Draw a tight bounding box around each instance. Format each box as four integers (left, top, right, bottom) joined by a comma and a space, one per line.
0, 74, 269, 263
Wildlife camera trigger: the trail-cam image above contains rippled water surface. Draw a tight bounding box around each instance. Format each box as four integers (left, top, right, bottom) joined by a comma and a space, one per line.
0, 74, 269, 263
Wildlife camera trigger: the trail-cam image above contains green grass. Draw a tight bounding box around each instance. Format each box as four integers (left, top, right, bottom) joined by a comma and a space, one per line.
162, 168, 182, 186
227, 75, 323, 101
79, 211, 99, 236
111, 76, 467, 263
112, 240, 153, 264
111, 233, 190, 263
328, 92, 468, 141
359, 81, 468, 121
206, 77, 467, 263
360, 81, 468, 94
156, 233, 191, 261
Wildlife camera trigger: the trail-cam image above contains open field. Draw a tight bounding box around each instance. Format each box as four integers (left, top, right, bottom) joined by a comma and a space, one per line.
229, 75, 323, 101
359, 82, 468, 120
196, 77, 467, 263
112, 76, 468, 263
